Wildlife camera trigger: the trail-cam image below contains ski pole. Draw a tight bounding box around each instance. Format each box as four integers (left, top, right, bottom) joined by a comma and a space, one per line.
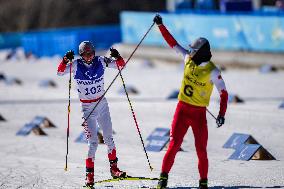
82, 22, 155, 126
206, 108, 222, 128
116, 63, 153, 171
206, 108, 217, 120
64, 61, 72, 171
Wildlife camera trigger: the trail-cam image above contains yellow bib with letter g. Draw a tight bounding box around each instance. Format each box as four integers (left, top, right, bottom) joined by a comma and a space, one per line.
178, 58, 216, 107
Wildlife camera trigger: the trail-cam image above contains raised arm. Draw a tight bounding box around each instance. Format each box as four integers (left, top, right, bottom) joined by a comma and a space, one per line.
57, 50, 75, 76
211, 68, 228, 127
101, 48, 126, 69
153, 14, 188, 57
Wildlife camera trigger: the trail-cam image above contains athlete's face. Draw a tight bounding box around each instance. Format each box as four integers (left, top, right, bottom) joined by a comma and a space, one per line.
82, 51, 94, 64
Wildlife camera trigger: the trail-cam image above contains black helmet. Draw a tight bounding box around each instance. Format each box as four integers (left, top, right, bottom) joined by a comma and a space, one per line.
189, 37, 212, 65
79, 41, 95, 56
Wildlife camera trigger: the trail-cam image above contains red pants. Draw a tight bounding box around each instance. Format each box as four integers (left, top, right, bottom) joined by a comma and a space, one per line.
161, 101, 208, 180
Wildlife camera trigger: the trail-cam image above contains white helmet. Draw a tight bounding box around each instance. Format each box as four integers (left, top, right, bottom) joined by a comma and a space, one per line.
79, 41, 95, 56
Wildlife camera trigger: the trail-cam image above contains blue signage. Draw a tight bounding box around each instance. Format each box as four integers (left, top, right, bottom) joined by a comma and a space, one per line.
147, 127, 170, 141
146, 136, 170, 152
16, 123, 39, 136
121, 11, 284, 52
229, 144, 261, 160
223, 133, 258, 149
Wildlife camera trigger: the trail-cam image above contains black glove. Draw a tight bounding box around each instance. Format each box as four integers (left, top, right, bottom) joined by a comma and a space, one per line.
110, 48, 120, 59
216, 115, 225, 128
65, 50, 75, 61
153, 14, 163, 25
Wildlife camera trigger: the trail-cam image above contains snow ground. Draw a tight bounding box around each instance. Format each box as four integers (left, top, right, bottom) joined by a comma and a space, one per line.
0, 52, 284, 189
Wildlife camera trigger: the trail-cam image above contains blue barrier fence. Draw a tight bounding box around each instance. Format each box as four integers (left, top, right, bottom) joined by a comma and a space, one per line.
0, 32, 22, 49
120, 11, 284, 52
0, 25, 121, 57
1, 11, 284, 56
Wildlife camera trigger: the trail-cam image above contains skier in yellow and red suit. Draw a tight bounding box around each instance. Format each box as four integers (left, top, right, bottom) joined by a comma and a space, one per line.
153, 14, 228, 189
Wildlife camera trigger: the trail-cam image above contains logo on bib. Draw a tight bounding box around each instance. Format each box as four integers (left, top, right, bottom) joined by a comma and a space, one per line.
85, 71, 98, 79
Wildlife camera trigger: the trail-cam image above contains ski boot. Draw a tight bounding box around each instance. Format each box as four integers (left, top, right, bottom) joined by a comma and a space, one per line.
85, 172, 94, 188
109, 158, 127, 178
199, 179, 208, 189
85, 158, 94, 188
157, 172, 168, 189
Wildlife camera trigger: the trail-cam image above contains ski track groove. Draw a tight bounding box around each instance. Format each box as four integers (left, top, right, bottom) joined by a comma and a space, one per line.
0, 168, 13, 188
15, 167, 42, 189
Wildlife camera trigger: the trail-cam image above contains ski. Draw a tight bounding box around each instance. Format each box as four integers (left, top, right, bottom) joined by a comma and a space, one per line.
95, 175, 159, 184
